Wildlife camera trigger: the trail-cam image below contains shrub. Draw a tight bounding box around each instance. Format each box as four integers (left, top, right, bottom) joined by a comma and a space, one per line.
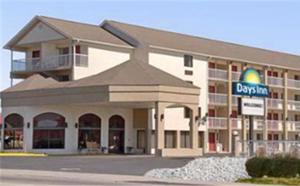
246, 155, 300, 178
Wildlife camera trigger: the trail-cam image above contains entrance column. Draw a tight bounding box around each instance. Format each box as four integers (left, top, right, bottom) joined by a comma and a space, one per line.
155, 102, 167, 156
146, 109, 153, 154
189, 105, 199, 149
227, 61, 233, 153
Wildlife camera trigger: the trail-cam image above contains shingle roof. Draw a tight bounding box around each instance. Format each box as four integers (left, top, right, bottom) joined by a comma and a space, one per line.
39, 16, 130, 46
2, 74, 64, 92
4, 16, 130, 49
66, 59, 198, 89
103, 20, 300, 70
2, 59, 198, 93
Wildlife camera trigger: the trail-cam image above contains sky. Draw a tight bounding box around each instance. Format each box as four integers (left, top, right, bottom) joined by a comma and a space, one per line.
0, 0, 300, 92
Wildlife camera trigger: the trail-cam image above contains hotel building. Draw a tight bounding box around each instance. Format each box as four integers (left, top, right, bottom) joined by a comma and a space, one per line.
1, 16, 299, 157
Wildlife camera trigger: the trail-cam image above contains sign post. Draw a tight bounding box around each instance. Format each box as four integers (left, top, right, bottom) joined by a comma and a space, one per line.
233, 68, 269, 157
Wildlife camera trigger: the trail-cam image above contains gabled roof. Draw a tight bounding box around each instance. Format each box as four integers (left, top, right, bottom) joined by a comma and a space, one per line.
4, 16, 130, 49
2, 74, 63, 93
66, 59, 198, 89
102, 20, 300, 70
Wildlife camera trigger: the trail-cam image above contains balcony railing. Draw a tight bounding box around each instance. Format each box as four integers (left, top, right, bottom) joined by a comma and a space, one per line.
268, 76, 283, 87
289, 121, 300, 131
288, 100, 300, 111
208, 68, 228, 81
208, 93, 227, 105
12, 54, 88, 73
288, 79, 300, 89
232, 71, 241, 81
208, 117, 227, 129
231, 118, 242, 129
267, 98, 283, 109
267, 120, 283, 131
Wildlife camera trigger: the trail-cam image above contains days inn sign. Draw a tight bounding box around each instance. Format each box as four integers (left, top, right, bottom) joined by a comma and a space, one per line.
232, 68, 269, 97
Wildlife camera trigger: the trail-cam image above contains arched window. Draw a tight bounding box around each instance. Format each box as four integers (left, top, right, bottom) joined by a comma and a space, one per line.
108, 115, 125, 153
4, 114, 24, 149
78, 114, 101, 149
33, 113, 66, 149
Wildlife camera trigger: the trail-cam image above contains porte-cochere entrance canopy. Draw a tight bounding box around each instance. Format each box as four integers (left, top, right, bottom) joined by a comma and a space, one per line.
1, 59, 201, 156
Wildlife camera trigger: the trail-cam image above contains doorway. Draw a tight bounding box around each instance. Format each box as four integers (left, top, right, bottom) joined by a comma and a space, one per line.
109, 115, 125, 153
209, 132, 216, 151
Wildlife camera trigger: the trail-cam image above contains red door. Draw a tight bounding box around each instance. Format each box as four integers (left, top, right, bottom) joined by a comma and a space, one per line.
209, 133, 216, 151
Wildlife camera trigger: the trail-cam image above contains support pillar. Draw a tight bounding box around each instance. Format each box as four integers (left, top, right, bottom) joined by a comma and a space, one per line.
176, 130, 181, 149
263, 67, 269, 141
155, 102, 167, 156
283, 70, 289, 151
227, 61, 233, 153
189, 106, 199, 149
146, 109, 153, 154
241, 64, 248, 154
10, 50, 13, 87
0, 114, 4, 151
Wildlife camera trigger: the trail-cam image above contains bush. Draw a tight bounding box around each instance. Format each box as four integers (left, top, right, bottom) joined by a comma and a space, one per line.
246, 155, 300, 178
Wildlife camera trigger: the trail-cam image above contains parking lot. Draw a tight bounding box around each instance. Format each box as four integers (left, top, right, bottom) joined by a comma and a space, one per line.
0, 155, 192, 176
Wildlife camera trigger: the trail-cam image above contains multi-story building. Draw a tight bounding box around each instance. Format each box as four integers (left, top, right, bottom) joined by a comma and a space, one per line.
1, 16, 299, 156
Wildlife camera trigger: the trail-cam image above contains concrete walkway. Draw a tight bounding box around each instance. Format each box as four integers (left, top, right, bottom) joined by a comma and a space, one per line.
1, 169, 267, 186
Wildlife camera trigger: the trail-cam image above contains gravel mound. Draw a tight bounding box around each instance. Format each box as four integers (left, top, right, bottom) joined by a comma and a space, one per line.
145, 157, 250, 182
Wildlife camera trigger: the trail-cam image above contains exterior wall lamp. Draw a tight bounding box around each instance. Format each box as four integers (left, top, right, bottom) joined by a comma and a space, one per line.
160, 114, 164, 121
27, 122, 30, 128
75, 123, 78, 128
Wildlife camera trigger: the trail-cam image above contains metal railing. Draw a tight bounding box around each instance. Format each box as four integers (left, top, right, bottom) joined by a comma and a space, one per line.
288, 100, 300, 111
208, 117, 227, 129
12, 54, 88, 72
268, 76, 283, 87
208, 68, 228, 81
288, 79, 300, 89
289, 121, 300, 131
232, 71, 241, 81
231, 118, 242, 129
267, 120, 283, 131
267, 98, 283, 109
237, 140, 300, 157
208, 93, 227, 105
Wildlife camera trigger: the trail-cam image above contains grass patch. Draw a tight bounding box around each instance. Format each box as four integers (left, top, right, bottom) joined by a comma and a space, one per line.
237, 177, 300, 185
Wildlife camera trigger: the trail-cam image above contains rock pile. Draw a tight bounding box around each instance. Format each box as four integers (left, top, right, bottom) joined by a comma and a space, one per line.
145, 157, 250, 182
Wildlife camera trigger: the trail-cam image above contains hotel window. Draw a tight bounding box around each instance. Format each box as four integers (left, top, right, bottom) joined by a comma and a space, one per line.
209, 62, 215, 69
78, 114, 101, 149
32, 50, 40, 58
232, 65, 238, 72
184, 107, 191, 118
137, 130, 146, 151
295, 75, 300, 80
198, 131, 204, 148
4, 114, 24, 149
33, 113, 66, 149
209, 85, 215, 93
164, 131, 176, 148
256, 133, 263, 140
180, 131, 190, 148
295, 95, 300, 101
184, 55, 193, 67
185, 70, 193, 75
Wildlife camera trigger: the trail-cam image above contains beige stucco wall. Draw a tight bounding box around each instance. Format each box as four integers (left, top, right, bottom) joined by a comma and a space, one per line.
18, 22, 64, 45
2, 105, 134, 154
73, 46, 130, 80
148, 52, 208, 131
